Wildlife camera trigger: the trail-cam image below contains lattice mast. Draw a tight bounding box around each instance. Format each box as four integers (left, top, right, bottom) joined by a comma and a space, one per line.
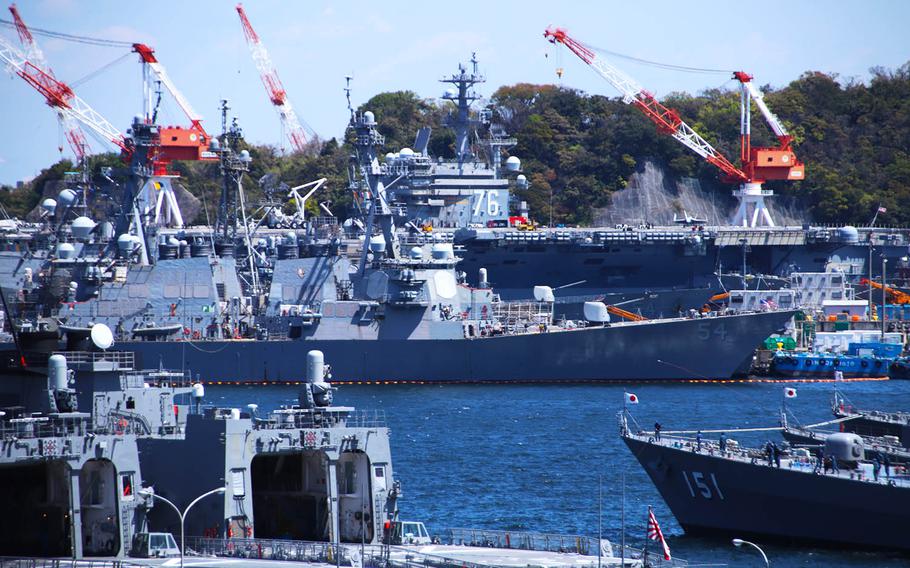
236, 3, 309, 153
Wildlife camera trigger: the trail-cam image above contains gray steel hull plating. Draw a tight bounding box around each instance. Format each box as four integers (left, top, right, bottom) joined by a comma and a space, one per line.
120, 310, 794, 383
623, 436, 910, 551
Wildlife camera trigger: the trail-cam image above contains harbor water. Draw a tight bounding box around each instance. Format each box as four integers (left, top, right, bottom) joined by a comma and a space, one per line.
205, 380, 910, 567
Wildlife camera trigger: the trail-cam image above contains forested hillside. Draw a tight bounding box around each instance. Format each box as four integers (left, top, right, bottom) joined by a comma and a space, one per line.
3, 62, 908, 226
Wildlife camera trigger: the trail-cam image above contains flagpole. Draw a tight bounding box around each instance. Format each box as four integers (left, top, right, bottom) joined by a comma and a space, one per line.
620, 470, 625, 568
644, 506, 650, 566
597, 474, 602, 568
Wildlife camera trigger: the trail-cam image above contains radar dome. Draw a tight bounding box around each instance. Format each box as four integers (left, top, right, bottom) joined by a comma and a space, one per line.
363, 111, 375, 124
117, 233, 137, 252
58, 189, 77, 206
41, 198, 57, 214
368, 235, 386, 253
240, 150, 251, 163
516, 174, 528, 189
838, 225, 859, 244
505, 156, 521, 171
410, 246, 423, 260
431, 243, 454, 260
71, 216, 95, 240
56, 242, 75, 259
399, 148, 414, 157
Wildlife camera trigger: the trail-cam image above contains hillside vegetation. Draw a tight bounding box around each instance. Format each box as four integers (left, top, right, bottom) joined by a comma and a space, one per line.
3, 62, 908, 226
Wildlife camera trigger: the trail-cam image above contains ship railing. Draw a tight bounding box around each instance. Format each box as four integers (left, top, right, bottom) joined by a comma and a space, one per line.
627, 431, 910, 489
446, 528, 689, 567
183, 537, 610, 568
0, 413, 92, 441
54, 351, 135, 371
119, 370, 191, 389
256, 408, 387, 430
0, 558, 145, 567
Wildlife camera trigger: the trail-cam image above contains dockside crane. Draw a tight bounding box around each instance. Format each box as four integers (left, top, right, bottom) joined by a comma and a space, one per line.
0, 34, 199, 231
236, 3, 311, 153
0, 34, 128, 154
8, 3, 91, 161
545, 28, 804, 227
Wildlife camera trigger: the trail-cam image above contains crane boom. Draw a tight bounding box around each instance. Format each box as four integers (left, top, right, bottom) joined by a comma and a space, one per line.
132, 43, 204, 131
545, 27, 748, 183
0, 34, 128, 153
236, 3, 309, 153
733, 71, 791, 147
860, 278, 910, 305
9, 3, 91, 161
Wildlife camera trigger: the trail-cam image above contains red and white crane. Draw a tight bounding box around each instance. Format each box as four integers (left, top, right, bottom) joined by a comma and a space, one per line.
131, 43, 215, 166
8, 3, 92, 161
236, 3, 310, 153
545, 28, 804, 227
0, 34, 128, 153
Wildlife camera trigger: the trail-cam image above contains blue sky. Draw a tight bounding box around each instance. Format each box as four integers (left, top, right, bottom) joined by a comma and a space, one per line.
1, 0, 907, 184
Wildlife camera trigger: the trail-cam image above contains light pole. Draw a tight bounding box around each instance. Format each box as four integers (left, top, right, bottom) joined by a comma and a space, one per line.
732, 538, 769, 567
140, 486, 226, 568
882, 257, 888, 339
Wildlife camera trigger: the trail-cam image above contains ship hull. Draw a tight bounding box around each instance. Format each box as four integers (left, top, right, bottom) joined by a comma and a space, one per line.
117, 310, 794, 383
624, 436, 910, 551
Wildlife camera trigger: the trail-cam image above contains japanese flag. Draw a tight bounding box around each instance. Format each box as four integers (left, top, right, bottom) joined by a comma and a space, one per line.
625, 392, 639, 404
784, 387, 797, 398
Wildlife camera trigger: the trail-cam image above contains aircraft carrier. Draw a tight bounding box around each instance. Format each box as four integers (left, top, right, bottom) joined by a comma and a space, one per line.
0, 83, 796, 384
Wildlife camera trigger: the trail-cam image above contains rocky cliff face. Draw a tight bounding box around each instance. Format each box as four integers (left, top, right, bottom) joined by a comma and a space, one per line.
592, 160, 810, 227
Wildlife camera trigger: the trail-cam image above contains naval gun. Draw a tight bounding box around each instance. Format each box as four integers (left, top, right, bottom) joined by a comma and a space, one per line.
298, 349, 334, 409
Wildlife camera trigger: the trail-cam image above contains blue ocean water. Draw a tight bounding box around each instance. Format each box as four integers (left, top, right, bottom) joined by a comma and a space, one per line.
205, 380, 910, 567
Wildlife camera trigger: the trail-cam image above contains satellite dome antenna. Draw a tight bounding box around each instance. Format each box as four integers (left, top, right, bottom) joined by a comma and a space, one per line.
89, 323, 114, 351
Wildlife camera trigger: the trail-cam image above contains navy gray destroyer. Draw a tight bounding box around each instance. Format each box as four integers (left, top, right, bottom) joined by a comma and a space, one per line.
0, 75, 797, 384
0, 329, 680, 566
621, 408, 910, 552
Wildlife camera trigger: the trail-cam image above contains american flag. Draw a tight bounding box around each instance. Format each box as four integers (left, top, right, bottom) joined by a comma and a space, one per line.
647, 507, 672, 561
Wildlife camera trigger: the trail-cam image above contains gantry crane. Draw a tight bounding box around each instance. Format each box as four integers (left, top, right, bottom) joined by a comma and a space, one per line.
545, 28, 804, 227
236, 3, 310, 153
8, 3, 91, 161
